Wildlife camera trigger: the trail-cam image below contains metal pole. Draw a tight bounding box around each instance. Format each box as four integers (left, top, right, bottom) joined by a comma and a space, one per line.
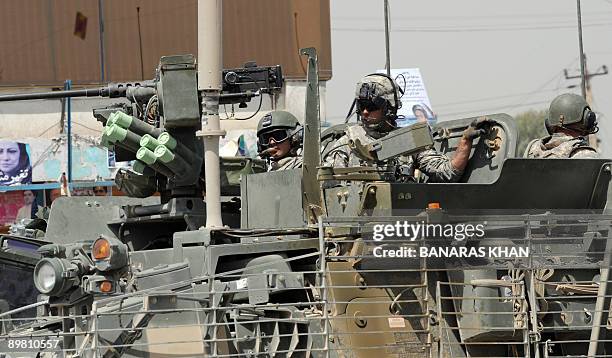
136, 6, 145, 80
198, 0, 225, 228
98, 0, 105, 82
587, 224, 612, 356
65, 80, 72, 183
576, 0, 587, 99
384, 0, 391, 77
318, 216, 330, 357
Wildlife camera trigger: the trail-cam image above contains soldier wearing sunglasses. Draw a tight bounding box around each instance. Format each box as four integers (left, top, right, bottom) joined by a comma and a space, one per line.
324, 74, 490, 182
257, 110, 303, 171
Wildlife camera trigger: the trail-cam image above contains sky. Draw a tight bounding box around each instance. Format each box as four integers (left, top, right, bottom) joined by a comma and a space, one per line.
326, 0, 612, 156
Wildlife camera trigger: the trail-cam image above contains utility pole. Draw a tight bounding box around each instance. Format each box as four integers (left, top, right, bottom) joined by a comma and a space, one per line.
564, 55, 608, 147
570, 0, 608, 149
564, 56, 609, 105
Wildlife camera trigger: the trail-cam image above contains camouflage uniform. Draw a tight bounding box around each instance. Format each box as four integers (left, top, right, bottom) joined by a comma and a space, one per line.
525, 133, 598, 159
526, 93, 599, 159
324, 125, 462, 182
268, 149, 303, 171
257, 111, 303, 171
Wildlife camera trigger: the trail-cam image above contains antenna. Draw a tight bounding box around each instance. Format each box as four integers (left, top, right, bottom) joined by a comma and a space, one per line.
384, 0, 391, 77
576, 0, 586, 99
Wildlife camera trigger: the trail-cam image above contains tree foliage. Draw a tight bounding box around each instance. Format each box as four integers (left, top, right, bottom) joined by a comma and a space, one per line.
514, 109, 548, 156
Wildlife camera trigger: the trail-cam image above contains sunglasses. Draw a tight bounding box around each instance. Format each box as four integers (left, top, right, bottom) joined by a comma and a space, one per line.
357, 99, 382, 112
259, 129, 290, 147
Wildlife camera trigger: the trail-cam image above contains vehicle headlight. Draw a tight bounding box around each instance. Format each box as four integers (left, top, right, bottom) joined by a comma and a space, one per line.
33, 257, 75, 296
35, 260, 57, 293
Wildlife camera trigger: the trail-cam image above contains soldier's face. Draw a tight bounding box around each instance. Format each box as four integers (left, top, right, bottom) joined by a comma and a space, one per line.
267, 138, 291, 160
360, 108, 384, 126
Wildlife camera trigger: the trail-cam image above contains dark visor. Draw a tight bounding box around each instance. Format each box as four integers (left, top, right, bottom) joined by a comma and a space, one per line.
357, 99, 381, 112
259, 129, 290, 147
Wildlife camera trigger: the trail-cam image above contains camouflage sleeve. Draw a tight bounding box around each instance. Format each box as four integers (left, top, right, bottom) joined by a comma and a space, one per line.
323, 135, 351, 167
414, 148, 463, 182
570, 147, 599, 159
524, 138, 541, 158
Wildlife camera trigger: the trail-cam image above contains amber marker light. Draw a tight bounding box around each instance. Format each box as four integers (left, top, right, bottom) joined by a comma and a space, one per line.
428, 202, 441, 209
93, 238, 111, 260
99, 281, 113, 293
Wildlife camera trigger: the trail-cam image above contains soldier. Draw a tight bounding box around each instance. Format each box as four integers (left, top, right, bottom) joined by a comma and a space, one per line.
257, 110, 303, 171
324, 74, 489, 182
525, 93, 598, 158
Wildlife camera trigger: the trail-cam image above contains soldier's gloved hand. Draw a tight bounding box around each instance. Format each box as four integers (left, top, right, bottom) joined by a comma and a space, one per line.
462, 117, 493, 140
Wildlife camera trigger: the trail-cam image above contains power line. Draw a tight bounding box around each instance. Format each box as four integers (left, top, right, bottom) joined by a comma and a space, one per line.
332, 22, 612, 33
334, 11, 612, 21
437, 99, 551, 118
434, 88, 561, 109
334, 17, 612, 28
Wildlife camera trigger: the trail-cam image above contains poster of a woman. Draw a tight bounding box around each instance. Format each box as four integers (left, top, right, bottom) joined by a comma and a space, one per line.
0, 141, 32, 186
412, 103, 437, 124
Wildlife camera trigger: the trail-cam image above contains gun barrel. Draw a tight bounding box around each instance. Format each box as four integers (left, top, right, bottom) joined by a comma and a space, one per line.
0, 81, 155, 102
0, 88, 111, 102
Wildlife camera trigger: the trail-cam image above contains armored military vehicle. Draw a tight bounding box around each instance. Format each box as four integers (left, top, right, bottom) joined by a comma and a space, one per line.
2, 43, 612, 358
1, 12, 612, 358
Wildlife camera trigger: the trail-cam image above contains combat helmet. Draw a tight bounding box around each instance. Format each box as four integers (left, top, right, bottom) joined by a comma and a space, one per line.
354, 74, 402, 132
546, 93, 597, 134
256, 110, 302, 154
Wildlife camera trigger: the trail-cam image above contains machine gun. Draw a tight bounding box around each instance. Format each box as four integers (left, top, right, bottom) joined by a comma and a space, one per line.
0, 55, 279, 242
0, 56, 282, 192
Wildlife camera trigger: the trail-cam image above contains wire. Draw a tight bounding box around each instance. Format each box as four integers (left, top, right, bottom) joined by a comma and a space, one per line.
334, 11, 612, 21
332, 21, 612, 33
30, 140, 61, 170
144, 95, 159, 126
438, 99, 551, 117
36, 121, 61, 138
232, 93, 263, 120
221, 104, 233, 120
131, 92, 144, 117
228, 73, 268, 120
394, 73, 407, 99
72, 122, 104, 132
434, 88, 561, 109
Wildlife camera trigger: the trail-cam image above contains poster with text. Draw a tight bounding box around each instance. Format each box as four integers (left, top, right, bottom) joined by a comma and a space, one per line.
0, 141, 32, 186
378, 68, 436, 127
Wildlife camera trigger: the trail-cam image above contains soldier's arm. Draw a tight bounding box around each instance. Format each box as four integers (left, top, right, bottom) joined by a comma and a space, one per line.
448, 117, 494, 173
415, 149, 464, 182
323, 135, 351, 167
450, 136, 473, 172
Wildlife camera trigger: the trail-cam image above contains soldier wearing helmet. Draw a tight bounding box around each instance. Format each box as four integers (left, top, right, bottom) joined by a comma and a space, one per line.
257, 110, 303, 171
525, 93, 598, 158
323, 74, 490, 182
